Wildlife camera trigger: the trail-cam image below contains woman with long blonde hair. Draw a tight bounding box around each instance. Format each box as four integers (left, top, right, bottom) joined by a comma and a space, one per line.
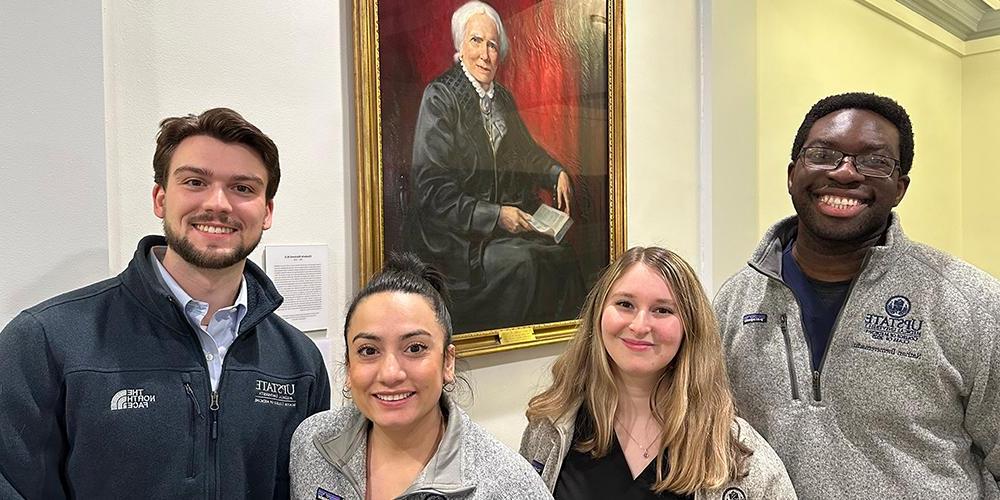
521, 246, 794, 499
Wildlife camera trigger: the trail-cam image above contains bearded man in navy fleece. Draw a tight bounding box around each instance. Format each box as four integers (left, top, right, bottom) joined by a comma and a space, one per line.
0, 108, 330, 499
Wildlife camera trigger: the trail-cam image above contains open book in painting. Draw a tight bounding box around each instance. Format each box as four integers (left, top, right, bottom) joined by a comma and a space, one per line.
529, 204, 573, 244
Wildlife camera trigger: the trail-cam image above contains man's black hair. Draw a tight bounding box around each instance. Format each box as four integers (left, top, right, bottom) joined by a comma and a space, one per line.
791, 92, 914, 176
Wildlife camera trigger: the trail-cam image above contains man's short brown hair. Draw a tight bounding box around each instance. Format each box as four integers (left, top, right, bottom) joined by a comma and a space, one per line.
153, 108, 280, 200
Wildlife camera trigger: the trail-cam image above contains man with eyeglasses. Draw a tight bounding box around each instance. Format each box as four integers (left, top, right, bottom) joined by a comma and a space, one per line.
714, 92, 1000, 498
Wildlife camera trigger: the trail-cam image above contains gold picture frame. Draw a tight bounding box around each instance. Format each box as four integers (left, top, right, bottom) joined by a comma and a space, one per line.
354, 0, 625, 357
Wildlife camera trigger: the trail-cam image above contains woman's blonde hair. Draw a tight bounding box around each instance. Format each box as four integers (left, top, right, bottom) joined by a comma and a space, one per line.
526, 246, 750, 494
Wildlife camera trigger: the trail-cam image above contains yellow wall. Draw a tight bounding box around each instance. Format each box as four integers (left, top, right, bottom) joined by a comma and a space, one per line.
622, 0, 996, 284
709, 0, 761, 287
757, 0, 964, 257
962, 50, 1000, 277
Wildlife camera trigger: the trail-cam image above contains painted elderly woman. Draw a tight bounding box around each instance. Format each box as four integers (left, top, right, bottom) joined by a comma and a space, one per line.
407, 0, 585, 333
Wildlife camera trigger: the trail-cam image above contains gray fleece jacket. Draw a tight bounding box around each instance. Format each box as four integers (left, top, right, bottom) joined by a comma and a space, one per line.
715, 213, 1000, 499
289, 395, 552, 499
519, 405, 796, 499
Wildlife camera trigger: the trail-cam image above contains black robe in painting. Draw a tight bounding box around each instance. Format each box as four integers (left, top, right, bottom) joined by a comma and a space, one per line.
408, 63, 584, 332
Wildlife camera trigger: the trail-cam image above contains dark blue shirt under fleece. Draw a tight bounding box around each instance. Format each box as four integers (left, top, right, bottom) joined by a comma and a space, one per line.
781, 241, 851, 370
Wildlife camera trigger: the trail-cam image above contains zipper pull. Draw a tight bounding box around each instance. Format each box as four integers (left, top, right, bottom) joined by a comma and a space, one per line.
812, 370, 822, 401
210, 391, 220, 440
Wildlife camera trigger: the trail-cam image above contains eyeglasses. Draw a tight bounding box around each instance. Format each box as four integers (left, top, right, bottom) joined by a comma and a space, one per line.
797, 147, 899, 179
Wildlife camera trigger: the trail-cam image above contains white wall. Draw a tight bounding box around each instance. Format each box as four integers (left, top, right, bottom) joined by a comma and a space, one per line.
3, 1, 703, 450
626, 0, 700, 261
0, 0, 108, 326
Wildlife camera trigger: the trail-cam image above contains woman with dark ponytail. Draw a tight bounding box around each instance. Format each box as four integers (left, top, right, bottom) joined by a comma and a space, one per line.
290, 253, 550, 499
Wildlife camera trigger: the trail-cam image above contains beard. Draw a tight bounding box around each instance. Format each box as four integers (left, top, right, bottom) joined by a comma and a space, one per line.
163, 215, 261, 270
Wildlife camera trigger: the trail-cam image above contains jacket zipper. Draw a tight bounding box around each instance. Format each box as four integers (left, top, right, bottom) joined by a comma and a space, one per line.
167, 294, 224, 498
210, 391, 220, 439
811, 253, 871, 402
778, 314, 801, 400
752, 263, 825, 402
753, 251, 872, 403
209, 329, 251, 499
210, 360, 224, 500
184, 381, 204, 479
334, 461, 365, 499
787, 292, 821, 401
164, 281, 269, 497
211, 390, 221, 498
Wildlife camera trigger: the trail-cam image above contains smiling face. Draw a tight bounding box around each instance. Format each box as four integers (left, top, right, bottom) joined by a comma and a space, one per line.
600, 263, 684, 385
788, 108, 909, 246
153, 135, 273, 270
459, 13, 500, 87
346, 291, 456, 432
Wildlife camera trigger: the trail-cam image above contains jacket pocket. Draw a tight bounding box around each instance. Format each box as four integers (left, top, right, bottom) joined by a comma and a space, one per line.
182, 374, 204, 479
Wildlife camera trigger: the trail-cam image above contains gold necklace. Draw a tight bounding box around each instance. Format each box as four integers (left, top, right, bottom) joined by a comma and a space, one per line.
615, 417, 660, 459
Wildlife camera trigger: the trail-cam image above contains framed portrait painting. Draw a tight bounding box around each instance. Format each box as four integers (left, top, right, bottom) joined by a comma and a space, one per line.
354, 0, 625, 356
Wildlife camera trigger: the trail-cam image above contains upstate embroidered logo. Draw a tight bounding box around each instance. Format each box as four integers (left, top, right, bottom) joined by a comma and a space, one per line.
863, 295, 922, 344
254, 379, 297, 408
722, 487, 747, 500
315, 487, 342, 500
110, 388, 157, 410
742, 313, 767, 324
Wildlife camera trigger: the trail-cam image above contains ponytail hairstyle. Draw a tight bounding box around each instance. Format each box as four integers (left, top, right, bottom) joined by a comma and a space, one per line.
343, 252, 454, 363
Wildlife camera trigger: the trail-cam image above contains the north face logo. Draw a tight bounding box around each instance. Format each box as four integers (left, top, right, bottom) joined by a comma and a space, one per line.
110, 388, 156, 410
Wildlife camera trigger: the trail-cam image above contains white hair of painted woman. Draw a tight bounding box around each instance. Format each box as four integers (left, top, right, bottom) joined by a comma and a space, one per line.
451, 0, 511, 62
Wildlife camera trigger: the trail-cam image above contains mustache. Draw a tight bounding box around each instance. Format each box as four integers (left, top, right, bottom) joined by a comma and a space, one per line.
188, 213, 243, 230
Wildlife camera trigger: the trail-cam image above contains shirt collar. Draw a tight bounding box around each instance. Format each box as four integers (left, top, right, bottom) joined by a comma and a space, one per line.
459, 60, 494, 99
149, 246, 248, 326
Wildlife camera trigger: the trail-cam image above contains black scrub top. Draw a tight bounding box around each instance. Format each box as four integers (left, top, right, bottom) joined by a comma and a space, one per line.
553, 411, 693, 500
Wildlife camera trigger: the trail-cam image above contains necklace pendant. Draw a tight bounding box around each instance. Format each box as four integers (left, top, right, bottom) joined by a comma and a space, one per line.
643, 450, 648, 459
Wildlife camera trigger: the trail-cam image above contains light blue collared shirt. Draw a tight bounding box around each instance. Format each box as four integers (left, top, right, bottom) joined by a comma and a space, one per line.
150, 247, 248, 392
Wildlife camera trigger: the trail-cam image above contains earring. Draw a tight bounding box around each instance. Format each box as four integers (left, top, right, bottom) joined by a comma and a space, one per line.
341, 386, 352, 399
443, 381, 455, 393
